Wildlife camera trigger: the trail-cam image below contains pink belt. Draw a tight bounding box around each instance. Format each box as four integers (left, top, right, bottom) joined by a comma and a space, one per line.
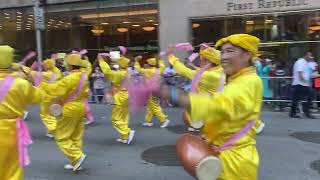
16, 117, 32, 167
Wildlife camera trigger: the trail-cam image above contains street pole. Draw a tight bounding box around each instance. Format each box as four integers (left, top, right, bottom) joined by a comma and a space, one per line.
33, 0, 43, 69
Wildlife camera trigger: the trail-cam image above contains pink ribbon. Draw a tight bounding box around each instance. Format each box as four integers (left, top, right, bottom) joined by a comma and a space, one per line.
200, 43, 210, 48
33, 71, 43, 87
127, 69, 160, 111
98, 53, 110, 58
211, 120, 256, 152
175, 43, 194, 51
118, 46, 127, 55
19, 51, 36, 65
16, 117, 33, 167
71, 49, 88, 55
188, 53, 199, 62
30, 61, 40, 70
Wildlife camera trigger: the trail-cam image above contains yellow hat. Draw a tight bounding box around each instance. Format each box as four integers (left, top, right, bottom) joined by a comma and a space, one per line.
146, 58, 157, 66
118, 56, 130, 68
215, 34, 260, 61
65, 54, 82, 67
199, 47, 221, 65
0, 45, 14, 69
80, 60, 91, 68
43, 59, 56, 70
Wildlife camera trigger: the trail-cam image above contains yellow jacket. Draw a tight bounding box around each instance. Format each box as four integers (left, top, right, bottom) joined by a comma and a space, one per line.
168, 54, 223, 94
189, 66, 262, 146
134, 60, 165, 78
0, 69, 49, 119
99, 59, 128, 91
40, 69, 89, 117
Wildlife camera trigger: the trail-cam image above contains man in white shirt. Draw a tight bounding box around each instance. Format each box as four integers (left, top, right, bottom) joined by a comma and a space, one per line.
290, 51, 316, 119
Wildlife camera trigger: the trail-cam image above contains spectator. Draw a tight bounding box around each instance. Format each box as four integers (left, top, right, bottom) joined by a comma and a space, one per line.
91, 67, 105, 103
256, 56, 274, 100
290, 51, 316, 119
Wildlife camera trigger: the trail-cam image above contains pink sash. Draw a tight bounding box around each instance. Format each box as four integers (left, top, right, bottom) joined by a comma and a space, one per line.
48, 72, 57, 83
211, 120, 256, 152
190, 63, 211, 92
64, 72, 87, 103
64, 72, 94, 123
16, 117, 32, 167
0, 76, 32, 167
0, 76, 15, 102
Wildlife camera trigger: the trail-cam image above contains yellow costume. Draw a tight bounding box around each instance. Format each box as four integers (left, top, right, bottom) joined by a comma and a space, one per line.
40, 54, 88, 166
134, 58, 169, 125
168, 48, 224, 135
189, 34, 262, 180
0, 46, 49, 180
40, 59, 62, 135
99, 57, 132, 141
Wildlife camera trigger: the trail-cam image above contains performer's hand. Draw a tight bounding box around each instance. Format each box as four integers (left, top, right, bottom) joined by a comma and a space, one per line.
134, 55, 142, 62
166, 45, 174, 56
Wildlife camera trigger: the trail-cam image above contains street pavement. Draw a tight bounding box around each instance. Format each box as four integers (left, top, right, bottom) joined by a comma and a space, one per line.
23, 104, 320, 180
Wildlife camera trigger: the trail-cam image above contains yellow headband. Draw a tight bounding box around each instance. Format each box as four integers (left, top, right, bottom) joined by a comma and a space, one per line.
199, 47, 221, 65
146, 58, 157, 66
0, 45, 14, 69
215, 34, 260, 62
43, 59, 56, 70
65, 54, 82, 67
118, 56, 130, 68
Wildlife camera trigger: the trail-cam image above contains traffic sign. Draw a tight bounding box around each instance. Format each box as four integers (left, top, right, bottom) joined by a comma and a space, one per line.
33, 6, 45, 30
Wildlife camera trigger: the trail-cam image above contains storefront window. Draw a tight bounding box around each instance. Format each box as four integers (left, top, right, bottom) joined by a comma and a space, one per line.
191, 11, 320, 67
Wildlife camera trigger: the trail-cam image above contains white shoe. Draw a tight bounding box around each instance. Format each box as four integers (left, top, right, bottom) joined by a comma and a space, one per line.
73, 154, 87, 171
188, 127, 199, 132
23, 111, 29, 120
127, 130, 135, 145
160, 120, 170, 128
46, 133, 54, 138
116, 138, 128, 144
84, 120, 93, 125
64, 164, 83, 171
256, 122, 265, 134
142, 122, 154, 127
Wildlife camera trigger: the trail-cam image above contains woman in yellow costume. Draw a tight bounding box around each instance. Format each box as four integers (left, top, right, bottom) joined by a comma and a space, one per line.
167, 46, 224, 133
11, 58, 62, 137
40, 54, 88, 171
98, 55, 135, 144
134, 57, 170, 128
156, 34, 263, 180
0, 45, 50, 180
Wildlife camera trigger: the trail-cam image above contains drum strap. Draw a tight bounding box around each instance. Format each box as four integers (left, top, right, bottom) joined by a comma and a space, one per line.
0, 76, 15, 102
211, 120, 256, 152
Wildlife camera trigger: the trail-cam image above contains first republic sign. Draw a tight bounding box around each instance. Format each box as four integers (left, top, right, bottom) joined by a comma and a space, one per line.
226, 0, 309, 11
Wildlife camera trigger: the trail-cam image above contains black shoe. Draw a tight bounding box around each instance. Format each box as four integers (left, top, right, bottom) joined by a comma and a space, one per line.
290, 115, 301, 118
305, 114, 316, 119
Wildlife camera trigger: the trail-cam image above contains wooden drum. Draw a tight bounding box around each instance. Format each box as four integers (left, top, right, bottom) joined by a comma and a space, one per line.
176, 133, 221, 180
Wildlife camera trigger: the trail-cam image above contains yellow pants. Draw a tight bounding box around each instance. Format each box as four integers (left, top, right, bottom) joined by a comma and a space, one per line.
54, 116, 84, 166
40, 102, 57, 134
112, 91, 131, 140
0, 119, 23, 180
218, 145, 259, 180
145, 96, 167, 123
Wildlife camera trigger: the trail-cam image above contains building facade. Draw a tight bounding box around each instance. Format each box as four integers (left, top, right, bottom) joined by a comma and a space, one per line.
1, 0, 320, 65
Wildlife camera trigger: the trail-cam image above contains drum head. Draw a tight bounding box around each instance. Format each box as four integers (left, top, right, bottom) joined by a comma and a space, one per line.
49, 104, 62, 117
196, 156, 221, 180
190, 119, 204, 129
